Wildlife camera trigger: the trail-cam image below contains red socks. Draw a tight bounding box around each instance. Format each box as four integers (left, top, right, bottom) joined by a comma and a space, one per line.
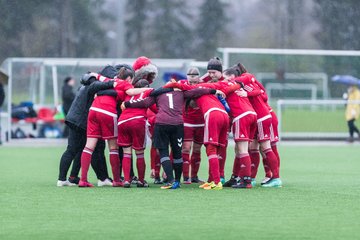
218, 146, 227, 177
262, 157, 272, 178
233, 155, 240, 176
182, 151, 190, 178
150, 146, 160, 178
109, 149, 120, 182
238, 153, 251, 178
122, 153, 132, 182
136, 153, 146, 182
271, 144, 280, 168
80, 147, 93, 182
250, 149, 260, 178
190, 151, 201, 178
206, 144, 220, 184
263, 148, 279, 178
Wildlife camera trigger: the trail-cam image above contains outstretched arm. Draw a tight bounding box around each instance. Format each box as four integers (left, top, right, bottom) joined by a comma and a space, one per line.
150, 87, 174, 97
183, 88, 217, 99
124, 96, 156, 109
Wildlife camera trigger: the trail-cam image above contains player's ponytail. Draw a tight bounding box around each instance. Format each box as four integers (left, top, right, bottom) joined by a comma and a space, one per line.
234, 62, 247, 75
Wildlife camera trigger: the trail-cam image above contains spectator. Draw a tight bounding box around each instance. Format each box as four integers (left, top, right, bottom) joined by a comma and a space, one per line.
345, 85, 360, 142
62, 77, 76, 137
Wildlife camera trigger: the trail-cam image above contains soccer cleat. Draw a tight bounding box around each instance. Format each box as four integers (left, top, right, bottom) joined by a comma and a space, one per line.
183, 177, 192, 184
153, 177, 163, 184
261, 177, 272, 185
220, 177, 226, 185
251, 178, 256, 187
261, 178, 282, 188
199, 182, 211, 188
78, 180, 94, 188
112, 181, 124, 187
57, 180, 76, 187
68, 176, 80, 185
161, 181, 181, 189
223, 175, 238, 187
232, 177, 252, 189
131, 176, 139, 185
203, 181, 223, 190
137, 180, 149, 188
191, 176, 205, 184
123, 181, 131, 188
97, 178, 113, 187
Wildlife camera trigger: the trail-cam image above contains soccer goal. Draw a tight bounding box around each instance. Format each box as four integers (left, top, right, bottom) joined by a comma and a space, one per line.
276, 99, 360, 141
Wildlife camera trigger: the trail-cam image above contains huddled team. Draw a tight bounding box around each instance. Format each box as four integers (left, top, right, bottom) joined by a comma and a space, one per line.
57, 56, 282, 190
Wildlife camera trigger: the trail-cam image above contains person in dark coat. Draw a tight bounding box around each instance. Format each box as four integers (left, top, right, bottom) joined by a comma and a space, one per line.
61, 77, 76, 138
57, 75, 116, 186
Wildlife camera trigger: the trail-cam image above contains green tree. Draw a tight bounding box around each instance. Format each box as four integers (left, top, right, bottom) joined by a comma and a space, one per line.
196, 0, 228, 60
149, 0, 193, 58
125, 0, 151, 57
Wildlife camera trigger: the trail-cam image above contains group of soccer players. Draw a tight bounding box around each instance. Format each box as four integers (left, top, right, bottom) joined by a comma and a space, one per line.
57, 56, 282, 190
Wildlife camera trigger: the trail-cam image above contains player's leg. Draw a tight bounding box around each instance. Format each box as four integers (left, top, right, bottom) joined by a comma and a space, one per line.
260, 140, 281, 188
131, 120, 148, 187
249, 140, 260, 182
107, 138, 122, 187
92, 140, 112, 187
154, 124, 175, 188
79, 137, 98, 187
190, 126, 204, 183
169, 125, 184, 187
58, 127, 83, 186
182, 140, 192, 184
122, 146, 132, 187
232, 140, 252, 188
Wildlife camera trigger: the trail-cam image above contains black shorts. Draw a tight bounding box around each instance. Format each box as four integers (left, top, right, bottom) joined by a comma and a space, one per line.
153, 124, 184, 158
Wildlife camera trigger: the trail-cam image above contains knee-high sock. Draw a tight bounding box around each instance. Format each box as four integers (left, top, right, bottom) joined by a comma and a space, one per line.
238, 153, 251, 178
271, 144, 280, 169
80, 147, 93, 182
206, 144, 220, 184
136, 153, 146, 182
182, 151, 190, 178
263, 148, 279, 178
122, 153, 132, 182
109, 149, 120, 182
173, 158, 183, 182
262, 157, 272, 178
150, 146, 160, 178
161, 157, 174, 182
190, 151, 201, 178
232, 155, 241, 177
250, 149, 260, 179
218, 145, 227, 177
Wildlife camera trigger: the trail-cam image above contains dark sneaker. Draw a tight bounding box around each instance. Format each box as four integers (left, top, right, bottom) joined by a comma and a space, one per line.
232, 177, 252, 189
131, 176, 138, 185
154, 177, 163, 184
137, 180, 149, 188
191, 176, 205, 184
123, 181, 131, 188
183, 177, 191, 184
223, 175, 238, 187
68, 176, 80, 185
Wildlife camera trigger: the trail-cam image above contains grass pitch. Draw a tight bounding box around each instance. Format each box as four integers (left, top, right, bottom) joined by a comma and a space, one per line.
0, 144, 359, 240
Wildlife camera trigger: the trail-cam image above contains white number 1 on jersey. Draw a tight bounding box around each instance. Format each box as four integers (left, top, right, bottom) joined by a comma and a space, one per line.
166, 93, 174, 109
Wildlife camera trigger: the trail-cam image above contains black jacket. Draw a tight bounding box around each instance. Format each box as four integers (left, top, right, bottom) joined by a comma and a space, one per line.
62, 84, 75, 115
0, 83, 4, 108
65, 80, 114, 131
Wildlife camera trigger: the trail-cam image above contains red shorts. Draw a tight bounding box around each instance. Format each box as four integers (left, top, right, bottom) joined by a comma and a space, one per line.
203, 109, 229, 147
255, 115, 272, 142
232, 113, 257, 142
184, 123, 205, 144
87, 108, 118, 139
118, 117, 147, 150
270, 111, 279, 143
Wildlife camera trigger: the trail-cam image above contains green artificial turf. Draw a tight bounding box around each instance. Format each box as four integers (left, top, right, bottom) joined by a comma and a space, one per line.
0, 144, 359, 240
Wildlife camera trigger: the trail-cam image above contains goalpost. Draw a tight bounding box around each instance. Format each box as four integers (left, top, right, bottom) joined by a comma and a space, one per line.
277, 99, 360, 141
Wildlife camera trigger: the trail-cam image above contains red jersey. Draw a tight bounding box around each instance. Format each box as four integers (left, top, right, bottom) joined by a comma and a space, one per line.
91, 80, 133, 114
178, 80, 204, 125
200, 81, 256, 119
202, 75, 225, 83
234, 73, 270, 119
118, 89, 153, 123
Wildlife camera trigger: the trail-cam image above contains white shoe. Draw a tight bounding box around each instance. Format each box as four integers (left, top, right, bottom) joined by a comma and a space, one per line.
261, 177, 271, 185
57, 180, 76, 187
97, 178, 113, 187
